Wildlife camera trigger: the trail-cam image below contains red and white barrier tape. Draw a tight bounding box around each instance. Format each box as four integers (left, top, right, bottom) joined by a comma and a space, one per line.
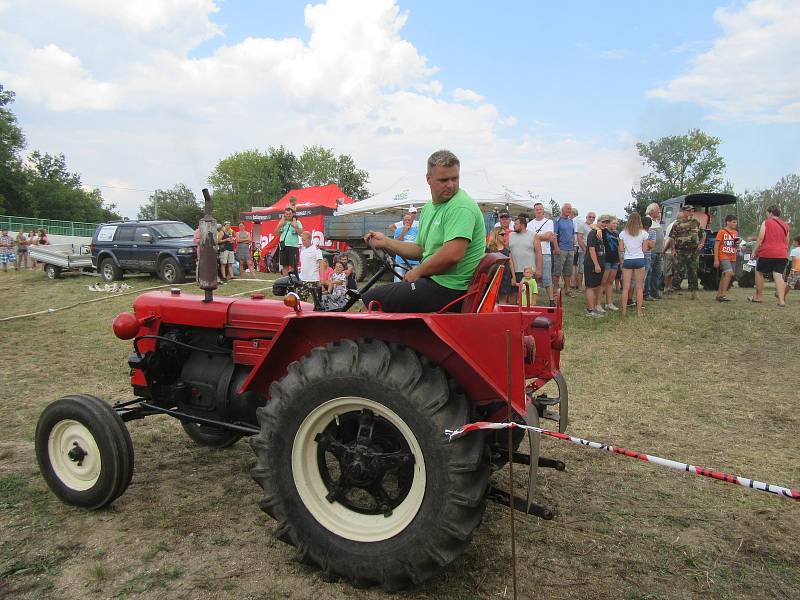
445, 421, 799, 502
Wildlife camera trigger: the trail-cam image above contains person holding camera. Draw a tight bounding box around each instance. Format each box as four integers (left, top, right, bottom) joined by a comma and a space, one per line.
276, 206, 303, 275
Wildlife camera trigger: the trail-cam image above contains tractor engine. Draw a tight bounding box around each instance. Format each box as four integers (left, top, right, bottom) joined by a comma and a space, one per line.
129, 325, 265, 428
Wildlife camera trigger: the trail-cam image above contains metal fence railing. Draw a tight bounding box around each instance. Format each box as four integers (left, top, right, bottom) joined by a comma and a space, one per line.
0, 215, 99, 237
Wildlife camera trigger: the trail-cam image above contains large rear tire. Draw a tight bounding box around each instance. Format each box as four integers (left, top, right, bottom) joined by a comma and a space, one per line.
340, 250, 366, 281
35, 395, 134, 509
45, 264, 62, 280
250, 339, 488, 590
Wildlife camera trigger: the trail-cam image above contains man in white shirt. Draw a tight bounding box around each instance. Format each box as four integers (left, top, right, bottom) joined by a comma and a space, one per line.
526, 202, 556, 304
298, 231, 327, 285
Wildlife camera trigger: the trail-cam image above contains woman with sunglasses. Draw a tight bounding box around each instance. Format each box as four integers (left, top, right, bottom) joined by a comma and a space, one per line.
487, 227, 517, 304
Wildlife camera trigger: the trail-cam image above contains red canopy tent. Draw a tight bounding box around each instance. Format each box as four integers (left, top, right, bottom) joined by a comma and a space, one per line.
240, 184, 354, 259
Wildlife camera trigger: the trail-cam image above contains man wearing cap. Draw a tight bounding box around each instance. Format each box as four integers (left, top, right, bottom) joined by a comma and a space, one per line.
275, 206, 303, 275
217, 221, 236, 281
389, 207, 420, 235
669, 204, 705, 299
363, 150, 486, 312
493, 211, 512, 230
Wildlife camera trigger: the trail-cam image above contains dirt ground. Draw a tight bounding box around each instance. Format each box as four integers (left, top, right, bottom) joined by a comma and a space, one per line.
1, 269, 798, 599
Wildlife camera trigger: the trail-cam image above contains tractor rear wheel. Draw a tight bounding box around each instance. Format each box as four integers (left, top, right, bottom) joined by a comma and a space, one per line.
250, 339, 489, 590
35, 395, 134, 509
181, 421, 242, 448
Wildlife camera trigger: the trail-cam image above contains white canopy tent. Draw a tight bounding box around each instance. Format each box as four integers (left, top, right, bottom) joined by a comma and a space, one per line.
335, 191, 538, 217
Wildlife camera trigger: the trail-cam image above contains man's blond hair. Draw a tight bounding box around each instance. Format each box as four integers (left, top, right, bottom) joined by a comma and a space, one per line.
427, 150, 460, 174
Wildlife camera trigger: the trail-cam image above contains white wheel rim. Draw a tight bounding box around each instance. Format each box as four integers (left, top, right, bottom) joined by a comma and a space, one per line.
292, 397, 426, 542
47, 419, 102, 491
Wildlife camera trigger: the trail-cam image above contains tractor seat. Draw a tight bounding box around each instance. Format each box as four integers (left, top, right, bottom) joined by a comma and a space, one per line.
459, 252, 511, 313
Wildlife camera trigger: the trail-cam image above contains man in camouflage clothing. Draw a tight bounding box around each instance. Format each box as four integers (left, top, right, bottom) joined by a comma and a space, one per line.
669, 205, 705, 299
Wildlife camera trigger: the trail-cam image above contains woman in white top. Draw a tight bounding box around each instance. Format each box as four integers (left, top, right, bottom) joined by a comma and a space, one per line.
618, 213, 653, 316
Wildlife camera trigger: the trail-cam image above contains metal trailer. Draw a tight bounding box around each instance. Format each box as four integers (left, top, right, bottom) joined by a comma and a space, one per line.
30, 243, 95, 280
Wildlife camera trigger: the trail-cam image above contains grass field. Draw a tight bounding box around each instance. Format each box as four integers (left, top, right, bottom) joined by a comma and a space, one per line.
1, 269, 798, 599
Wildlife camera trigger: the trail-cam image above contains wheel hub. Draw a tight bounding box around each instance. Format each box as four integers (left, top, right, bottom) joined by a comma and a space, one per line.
67, 441, 88, 466
315, 409, 415, 517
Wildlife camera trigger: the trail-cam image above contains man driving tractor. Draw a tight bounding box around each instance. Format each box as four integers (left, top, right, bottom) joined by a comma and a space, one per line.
362, 150, 486, 312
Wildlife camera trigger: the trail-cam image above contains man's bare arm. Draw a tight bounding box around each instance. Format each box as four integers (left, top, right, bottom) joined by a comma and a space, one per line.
405, 238, 468, 282
364, 231, 423, 260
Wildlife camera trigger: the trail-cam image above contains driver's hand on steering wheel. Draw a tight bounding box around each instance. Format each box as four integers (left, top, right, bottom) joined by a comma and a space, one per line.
364, 230, 388, 248
404, 265, 423, 282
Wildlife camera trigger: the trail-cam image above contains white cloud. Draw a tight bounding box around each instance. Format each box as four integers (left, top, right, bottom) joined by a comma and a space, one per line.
0, 43, 119, 110
648, 0, 800, 123
453, 88, 483, 103
0, 0, 641, 217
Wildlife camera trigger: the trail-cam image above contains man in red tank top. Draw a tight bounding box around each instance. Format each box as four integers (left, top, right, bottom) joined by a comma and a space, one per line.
749, 205, 790, 306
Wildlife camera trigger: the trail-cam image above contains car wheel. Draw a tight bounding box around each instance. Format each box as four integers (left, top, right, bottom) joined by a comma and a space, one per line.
158, 257, 185, 284
100, 258, 122, 282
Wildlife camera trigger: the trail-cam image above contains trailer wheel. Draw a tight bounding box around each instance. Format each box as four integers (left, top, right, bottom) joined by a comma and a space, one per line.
45, 264, 62, 280
251, 339, 489, 591
181, 421, 241, 448
99, 258, 122, 282
35, 395, 134, 509
340, 250, 366, 281
158, 257, 185, 284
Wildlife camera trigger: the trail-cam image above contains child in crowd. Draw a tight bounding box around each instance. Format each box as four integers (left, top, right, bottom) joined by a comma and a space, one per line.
326, 260, 347, 298
518, 266, 539, 307
713, 214, 739, 302
786, 234, 800, 299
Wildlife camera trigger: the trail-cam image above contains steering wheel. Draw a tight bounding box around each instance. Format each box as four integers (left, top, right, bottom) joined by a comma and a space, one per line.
370, 242, 412, 282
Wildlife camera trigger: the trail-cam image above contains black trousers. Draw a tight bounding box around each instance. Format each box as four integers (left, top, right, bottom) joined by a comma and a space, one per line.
361, 277, 464, 313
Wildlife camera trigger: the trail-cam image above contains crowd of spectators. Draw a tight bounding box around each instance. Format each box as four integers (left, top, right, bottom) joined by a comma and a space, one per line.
489, 201, 797, 316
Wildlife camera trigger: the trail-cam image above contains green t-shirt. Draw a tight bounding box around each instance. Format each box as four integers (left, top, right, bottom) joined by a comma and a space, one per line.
278, 219, 302, 248
416, 189, 486, 290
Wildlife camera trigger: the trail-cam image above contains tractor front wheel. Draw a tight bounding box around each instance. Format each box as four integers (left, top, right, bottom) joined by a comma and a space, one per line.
35, 395, 134, 509
250, 339, 488, 590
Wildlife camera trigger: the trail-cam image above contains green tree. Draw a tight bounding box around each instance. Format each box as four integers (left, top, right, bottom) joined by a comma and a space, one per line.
548, 198, 560, 218
138, 183, 203, 225
0, 84, 27, 215
297, 145, 370, 199
207, 150, 284, 223
627, 128, 726, 217
24, 151, 119, 221
268, 145, 300, 194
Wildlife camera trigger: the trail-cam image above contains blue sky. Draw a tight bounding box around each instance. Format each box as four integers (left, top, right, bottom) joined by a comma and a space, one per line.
1, 0, 798, 217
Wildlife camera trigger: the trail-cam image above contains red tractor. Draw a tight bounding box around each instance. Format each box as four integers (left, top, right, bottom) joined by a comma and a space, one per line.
35, 229, 567, 590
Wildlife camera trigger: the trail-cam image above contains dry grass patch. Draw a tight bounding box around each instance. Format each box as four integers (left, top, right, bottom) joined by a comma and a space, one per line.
0, 270, 797, 599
